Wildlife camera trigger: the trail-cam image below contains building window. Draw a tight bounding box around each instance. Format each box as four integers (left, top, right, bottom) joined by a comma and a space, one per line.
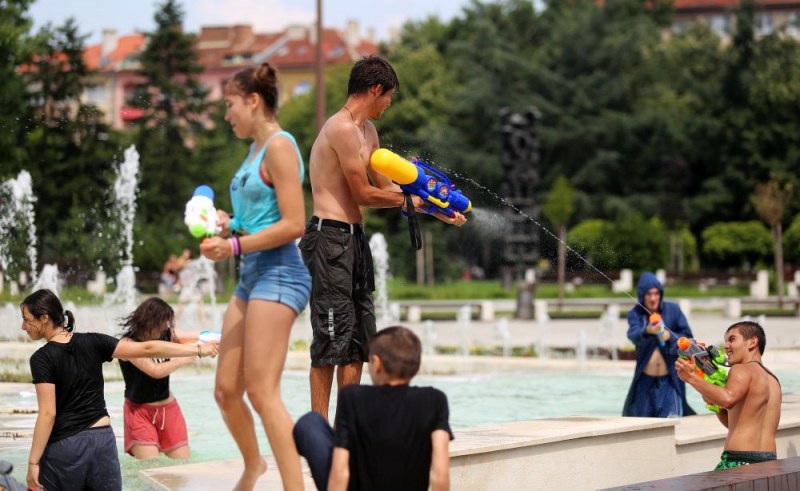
787, 12, 800, 36
709, 15, 730, 36
672, 20, 691, 34
83, 84, 107, 106
756, 13, 773, 35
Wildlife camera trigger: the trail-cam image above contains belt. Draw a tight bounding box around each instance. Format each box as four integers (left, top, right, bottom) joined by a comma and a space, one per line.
310, 216, 362, 235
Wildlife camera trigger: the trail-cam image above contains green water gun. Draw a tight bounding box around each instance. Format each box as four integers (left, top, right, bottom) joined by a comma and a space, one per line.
677, 337, 728, 413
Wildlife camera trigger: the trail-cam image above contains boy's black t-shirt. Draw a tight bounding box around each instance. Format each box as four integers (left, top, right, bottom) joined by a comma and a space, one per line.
333, 384, 453, 491
29, 332, 119, 443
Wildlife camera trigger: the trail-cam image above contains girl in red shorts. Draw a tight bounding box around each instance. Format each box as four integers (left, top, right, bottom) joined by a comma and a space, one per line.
118, 297, 197, 459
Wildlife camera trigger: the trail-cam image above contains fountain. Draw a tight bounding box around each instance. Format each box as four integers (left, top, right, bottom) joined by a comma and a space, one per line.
535, 301, 551, 360
30, 264, 61, 296
104, 145, 140, 312
422, 319, 437, 357
174, 256, 220, 329
493, 317, 511, 356
601, 304, 620, 361
0, 170, 38, 287
369, 233, 392, 328
457, 304, 472, 356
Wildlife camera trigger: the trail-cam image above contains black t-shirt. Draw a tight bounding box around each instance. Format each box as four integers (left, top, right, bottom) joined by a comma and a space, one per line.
29, 332, 119, 443
333, 384, 453, 491
119, 355, 170, 404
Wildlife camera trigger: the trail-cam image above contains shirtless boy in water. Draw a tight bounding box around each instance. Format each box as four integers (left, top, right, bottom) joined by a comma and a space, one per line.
676, 321, 782, 469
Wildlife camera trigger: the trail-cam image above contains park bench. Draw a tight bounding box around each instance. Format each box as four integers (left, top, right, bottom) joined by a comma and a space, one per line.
600, 456, 800, 490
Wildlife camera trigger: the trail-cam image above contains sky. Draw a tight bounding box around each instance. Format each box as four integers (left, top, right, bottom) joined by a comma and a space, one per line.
28, 0, 484, 45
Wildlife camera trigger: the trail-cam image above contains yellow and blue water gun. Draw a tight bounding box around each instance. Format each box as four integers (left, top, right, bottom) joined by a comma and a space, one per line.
370, 149, 472, 218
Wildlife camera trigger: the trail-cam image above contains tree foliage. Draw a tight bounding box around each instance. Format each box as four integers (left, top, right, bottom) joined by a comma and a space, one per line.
701, 221, 772, 268
5, 0, 800, 283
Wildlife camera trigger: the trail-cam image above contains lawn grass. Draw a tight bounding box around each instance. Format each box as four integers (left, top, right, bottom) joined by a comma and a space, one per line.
387, 278, 750, 301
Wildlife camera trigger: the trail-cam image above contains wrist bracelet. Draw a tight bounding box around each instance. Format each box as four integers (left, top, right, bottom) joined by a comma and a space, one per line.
29, 461, 39, 466
228, 236, 241, 257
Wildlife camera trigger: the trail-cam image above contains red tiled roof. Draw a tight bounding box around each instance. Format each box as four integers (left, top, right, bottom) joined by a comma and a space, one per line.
195, 25, 379, 70
83, 34, 146, 71
81, 24, 379, 75
675, 0, 800, 8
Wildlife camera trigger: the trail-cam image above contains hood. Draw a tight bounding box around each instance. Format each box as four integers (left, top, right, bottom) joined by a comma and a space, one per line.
636, 271, 663, 305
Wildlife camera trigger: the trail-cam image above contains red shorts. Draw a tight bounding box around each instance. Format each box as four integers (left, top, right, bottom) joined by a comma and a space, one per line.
123, 398, 189, 455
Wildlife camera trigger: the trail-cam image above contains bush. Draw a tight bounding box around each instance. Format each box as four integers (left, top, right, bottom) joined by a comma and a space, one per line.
568, 214, 669, 270
784, 213, 800, 263
701, 221, 772, 268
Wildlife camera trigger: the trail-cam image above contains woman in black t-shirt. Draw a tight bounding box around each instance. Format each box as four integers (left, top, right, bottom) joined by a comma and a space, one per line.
22, 289, 219, 491
118, 297, 197, 460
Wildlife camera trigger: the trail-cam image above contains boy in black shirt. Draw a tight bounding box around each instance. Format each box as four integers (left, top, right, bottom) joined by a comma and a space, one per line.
293, 325, 452, 491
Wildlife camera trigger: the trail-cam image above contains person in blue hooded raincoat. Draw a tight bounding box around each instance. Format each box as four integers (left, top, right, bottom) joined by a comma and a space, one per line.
623, 272, 696, 417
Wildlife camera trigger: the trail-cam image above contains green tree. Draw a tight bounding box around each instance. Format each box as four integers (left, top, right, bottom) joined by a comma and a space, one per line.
701, 221, 772, 269
130, 0, 212, 271
541, 175, 575, 307
567, 219, 615, 270
0, 0, 34, 170
752, 180, 793, 305
784, 213, 800, 263
23, 18, 120, 271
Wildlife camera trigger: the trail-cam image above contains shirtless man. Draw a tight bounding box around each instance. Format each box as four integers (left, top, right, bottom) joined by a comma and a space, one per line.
676, 321, 781, 469
298, 55, 465, 421
622, 272, 696, 417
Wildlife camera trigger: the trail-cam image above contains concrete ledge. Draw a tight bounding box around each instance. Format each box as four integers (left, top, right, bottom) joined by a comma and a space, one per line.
602, 456, 800, 490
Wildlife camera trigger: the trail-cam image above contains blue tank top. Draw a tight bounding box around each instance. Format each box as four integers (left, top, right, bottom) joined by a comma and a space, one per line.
229, 131, 304, 234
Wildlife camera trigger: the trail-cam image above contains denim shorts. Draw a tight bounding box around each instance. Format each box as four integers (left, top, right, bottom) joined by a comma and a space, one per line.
233, 242, 311, 314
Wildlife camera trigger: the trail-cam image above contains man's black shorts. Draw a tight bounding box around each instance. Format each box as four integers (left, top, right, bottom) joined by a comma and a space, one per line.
299, 216, 376, 367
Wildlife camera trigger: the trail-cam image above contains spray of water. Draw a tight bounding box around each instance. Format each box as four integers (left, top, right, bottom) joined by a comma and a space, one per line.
105, 145, 141, 311
114, 145, 140, 269
434, 163, 654, 316
369, 233, 392, 327
0, 170, 38, 284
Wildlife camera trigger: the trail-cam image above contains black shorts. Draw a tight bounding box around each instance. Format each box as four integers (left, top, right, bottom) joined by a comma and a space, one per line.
299, 217, 376, 367
40, 425, 121, 491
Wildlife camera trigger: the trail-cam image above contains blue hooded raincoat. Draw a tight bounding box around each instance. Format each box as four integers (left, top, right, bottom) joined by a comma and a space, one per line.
622, 272, 696, 417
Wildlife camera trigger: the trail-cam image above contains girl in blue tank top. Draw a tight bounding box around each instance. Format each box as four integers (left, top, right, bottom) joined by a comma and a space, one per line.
198, 62, 310, 491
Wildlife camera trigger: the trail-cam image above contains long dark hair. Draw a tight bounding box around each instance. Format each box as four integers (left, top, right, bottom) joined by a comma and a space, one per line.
119, 297, 176, 342
21, 289, 75, 332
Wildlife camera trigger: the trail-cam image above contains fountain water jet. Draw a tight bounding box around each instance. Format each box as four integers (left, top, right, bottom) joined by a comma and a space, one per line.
457, 305, 472, 356
0, 170, 38, 286
105, 145, 140, 312
369, 233, 392, 328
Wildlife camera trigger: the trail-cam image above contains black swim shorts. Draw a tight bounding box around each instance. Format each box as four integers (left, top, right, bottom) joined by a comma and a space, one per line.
299, 216, 376, 367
